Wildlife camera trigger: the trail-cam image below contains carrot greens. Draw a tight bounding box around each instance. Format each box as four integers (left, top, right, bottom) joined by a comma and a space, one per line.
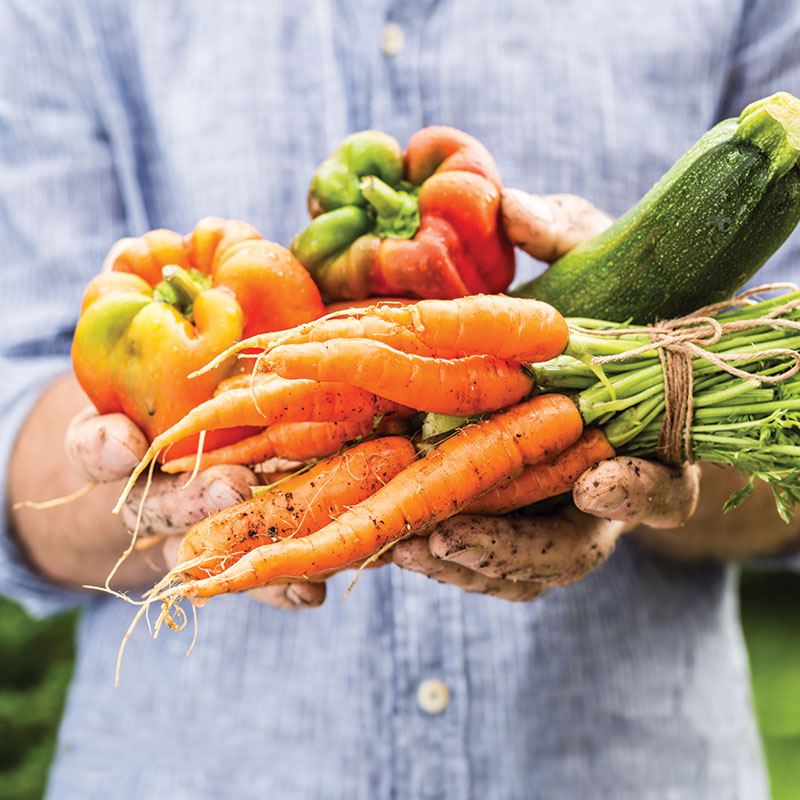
530, 288, 800, 520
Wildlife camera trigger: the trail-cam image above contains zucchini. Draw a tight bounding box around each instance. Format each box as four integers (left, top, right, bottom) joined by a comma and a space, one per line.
512, 92, 800, 323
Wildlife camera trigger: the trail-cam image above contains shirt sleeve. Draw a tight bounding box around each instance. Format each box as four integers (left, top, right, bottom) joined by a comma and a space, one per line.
717, 0, 800, 285
714, 0, 800, 567
0, 1, 129, 616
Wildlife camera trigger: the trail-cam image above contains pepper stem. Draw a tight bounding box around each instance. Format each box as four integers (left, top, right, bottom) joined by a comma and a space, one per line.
155, 265, 212, 320
359, 176, 420, 239
162, 265, 202, 304
359, 176, 407, 216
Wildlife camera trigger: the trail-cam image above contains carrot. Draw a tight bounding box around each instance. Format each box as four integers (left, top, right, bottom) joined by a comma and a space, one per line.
114, 376, 411, 512
178, 436, 416, 579
167, 393, 583, 599
464, 427, 615, 514
161, 419, 374, 473
364, 295, 569, 362
324, 297, 414, 314
270, 316, 438, 356
265, 340, 535, 416
195, 295, 569, 376
212, 371, 275, 394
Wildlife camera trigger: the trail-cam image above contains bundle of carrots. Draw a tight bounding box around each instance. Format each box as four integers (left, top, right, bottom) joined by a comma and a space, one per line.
118, 287, 800, 613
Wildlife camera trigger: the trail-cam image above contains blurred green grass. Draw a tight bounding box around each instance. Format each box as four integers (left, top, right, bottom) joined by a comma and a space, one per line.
741, 571, 800, 800
0, 572, 797, 799
0, 597, 77, 800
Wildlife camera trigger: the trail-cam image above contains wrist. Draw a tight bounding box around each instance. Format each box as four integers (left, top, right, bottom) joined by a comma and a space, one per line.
7, 374, 165, 590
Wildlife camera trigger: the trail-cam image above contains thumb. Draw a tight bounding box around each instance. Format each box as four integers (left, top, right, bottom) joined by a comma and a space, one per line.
573, 457, 701, 529
65, 407, 149, 483
121, 464, 256, 537
501, 189, 613, 263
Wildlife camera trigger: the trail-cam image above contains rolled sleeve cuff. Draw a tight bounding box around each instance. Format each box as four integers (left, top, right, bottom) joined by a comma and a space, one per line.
1, 357, 94, 618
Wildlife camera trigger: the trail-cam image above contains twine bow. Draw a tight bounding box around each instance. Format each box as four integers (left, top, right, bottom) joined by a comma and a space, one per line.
568, 284, 800, 465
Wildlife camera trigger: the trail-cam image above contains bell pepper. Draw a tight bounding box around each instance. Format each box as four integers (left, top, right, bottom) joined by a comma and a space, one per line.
290, 126, 515, 300
72, 217, 325, 459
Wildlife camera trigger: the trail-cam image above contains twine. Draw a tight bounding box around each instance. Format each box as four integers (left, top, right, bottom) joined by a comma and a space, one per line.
568, 284, 800, 465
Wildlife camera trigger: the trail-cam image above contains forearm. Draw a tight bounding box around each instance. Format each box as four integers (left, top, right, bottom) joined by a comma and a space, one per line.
7, 374, 167, 590
631, 463, 800, 562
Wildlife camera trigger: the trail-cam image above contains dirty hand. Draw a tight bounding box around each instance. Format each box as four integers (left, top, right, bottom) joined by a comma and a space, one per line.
393, 458, 700, 601
393, 189, 800, 599
66, 407, 322, 609
393, 190, 679, 600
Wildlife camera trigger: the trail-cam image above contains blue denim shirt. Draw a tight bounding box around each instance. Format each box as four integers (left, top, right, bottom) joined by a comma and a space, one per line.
2, 1, 800, 797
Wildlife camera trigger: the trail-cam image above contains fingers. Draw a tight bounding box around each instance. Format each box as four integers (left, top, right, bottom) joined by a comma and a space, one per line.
247, 582, 327, 610
65, 407, 149, 482
573, 457, 701, 529
393, 536, 546, 601
161, 536, 183, 569
429, 509, 622, 586
501, 189, 613, 263
120, 464, 256, 537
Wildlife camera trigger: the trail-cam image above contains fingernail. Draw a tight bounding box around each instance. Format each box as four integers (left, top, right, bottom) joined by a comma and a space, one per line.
443, 545, 487, 569
206, 479, 247, 510
285, 585, 314, 608
505, 188, 554, 223
100, 437, 140, 473
586, 485, 628, 515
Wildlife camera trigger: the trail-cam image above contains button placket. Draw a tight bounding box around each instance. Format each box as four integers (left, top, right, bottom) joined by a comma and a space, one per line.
372, 5, 471, 797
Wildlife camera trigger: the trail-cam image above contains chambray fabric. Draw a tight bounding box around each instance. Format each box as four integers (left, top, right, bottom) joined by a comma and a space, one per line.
2, 1, 800, 797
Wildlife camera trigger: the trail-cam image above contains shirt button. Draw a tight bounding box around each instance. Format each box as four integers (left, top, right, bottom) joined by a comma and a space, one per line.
416, 678, 450, 714
380, 23, 405, 57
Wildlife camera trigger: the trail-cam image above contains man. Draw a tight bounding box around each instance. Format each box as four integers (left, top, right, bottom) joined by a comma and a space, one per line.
3, 1, 800, 797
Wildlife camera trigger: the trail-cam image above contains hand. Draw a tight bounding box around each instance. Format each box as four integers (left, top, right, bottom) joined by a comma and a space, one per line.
66, 405, 255, 539
392, 457, 700, 600
66, 404, 328, 609
621, 462, 800, 562
392, 191, 683, 600
501, 188, 613, 263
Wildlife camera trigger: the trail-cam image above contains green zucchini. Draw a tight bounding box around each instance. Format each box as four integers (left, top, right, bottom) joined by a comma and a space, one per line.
512, 92, 800, 323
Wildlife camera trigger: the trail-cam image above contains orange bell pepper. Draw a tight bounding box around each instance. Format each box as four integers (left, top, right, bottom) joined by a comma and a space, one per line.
72, 217, 325, 459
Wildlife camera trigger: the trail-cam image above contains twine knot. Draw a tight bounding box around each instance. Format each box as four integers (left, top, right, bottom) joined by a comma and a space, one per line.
568, 284, 800, 466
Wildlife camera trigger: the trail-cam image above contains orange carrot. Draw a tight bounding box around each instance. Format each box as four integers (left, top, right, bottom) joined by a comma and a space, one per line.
271, 315, 439, 356
114, 377, 411, 512
365, 296, 569, 362
324, 297, 414, 314
169, 393, 583, 599
464, 427, 615, 514
265, 340, 535, 416
213, 371, 276, 394
161, 419, 374, 473
178, 436, 416, 579
195, 295, 569, 376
